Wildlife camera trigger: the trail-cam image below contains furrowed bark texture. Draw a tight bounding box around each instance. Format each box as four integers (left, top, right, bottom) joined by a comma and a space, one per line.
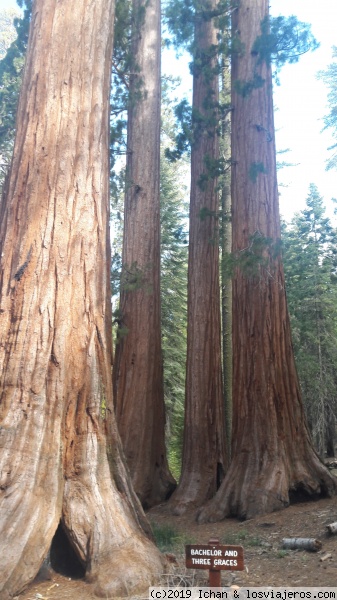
197, 0, 336, 523
221, 55, 232, 454
0, 1, 163, 597
169, 3, 227, 515
113, 0, 176, 508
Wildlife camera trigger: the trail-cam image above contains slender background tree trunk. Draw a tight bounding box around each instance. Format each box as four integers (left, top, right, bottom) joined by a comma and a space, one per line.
169, 2, 228, 515
198, 0, 336, 522
0, 1, 163, 597
220, 52, 232, 455
113, 0, 176, 508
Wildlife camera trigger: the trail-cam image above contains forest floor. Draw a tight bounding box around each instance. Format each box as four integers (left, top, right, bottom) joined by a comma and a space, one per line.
17, 485, 337, 600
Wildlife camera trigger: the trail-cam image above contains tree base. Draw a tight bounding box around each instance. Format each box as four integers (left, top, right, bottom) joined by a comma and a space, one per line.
92, 537, 163, 598
0, 419, 165, 599
167, 470, 221, 516
139, 471, 177, 511
38, 523, 163, 597
197, 452, 337, 523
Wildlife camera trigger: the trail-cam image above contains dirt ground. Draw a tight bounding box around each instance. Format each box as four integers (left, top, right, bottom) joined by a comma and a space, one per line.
16, 493, 337, 600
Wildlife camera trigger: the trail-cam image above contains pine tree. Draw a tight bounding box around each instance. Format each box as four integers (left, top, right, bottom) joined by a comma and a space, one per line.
0, 7, 20, 59
160, 143, 188, 478
283, 184, 337, 457
318, 46, 337, 170
0, 1, 31, 188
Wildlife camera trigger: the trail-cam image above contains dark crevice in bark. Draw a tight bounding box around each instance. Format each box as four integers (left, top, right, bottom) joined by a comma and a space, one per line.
217, 462, 225, 489
288, 485, 329, 505
50, 522, 86, 579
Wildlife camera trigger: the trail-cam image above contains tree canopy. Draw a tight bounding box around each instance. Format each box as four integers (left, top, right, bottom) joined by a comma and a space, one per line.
318, 46, 337, 170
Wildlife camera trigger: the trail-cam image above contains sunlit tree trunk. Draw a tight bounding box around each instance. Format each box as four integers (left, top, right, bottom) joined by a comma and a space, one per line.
198, 0, 336, 522
113, 0, 176, 508
169, 0, 228, 515
0, 1, 163, 597
220, 51, 232, 454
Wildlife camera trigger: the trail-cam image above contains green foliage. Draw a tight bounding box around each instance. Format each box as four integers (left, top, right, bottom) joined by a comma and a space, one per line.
0, 8, 19, 60
222, 530, 262, 547
199, 206, 219, 221
234, 74, 265, 98
160, 145, 188, 479
163, 0, 195, 51
164, 99, 192, 162
163, 0, 231, 162
190, 41, 220, 81
151, 523, 179, 552
282, 184, 337, 455
221, 530, 247, 545
249, 161, 268, 183
151, 523, 194, 552
276, 147, 298, 172
165, 96, 230, 163
318, 47, 337, 171
224, 231, 282, 279
164, 0, 231, 53
234, 14, 318, 96
198, 155, 226, 190
110, 165, 125, 302
252, 15, 319, 72
120, 261, 150, 292
164, 92, 231, 164
0, 1, 31, 188
230, 32, 245, 59
110, 0, 132, 173
110, 0, 147, 179
115, 323, 129, 342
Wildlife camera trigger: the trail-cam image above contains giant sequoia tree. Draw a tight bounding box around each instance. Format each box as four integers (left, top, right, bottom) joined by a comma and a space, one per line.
0, 1, 163, 597
198, 0, 336, 522
113, 0, 176, 508
169, 0, 228, 514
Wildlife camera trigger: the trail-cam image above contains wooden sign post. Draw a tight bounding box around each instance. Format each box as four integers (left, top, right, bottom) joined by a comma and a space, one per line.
185, 538, 244, 588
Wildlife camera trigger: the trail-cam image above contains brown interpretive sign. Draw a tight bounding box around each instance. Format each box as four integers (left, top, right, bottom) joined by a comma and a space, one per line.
186, 542, 244, 570
186, 539, 244, 589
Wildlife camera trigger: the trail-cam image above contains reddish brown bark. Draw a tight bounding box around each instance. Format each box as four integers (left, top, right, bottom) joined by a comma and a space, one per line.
168, 2, 227, 515
197, 0, 336, 522
0, 1, 163, 597
113, 0, 176, 508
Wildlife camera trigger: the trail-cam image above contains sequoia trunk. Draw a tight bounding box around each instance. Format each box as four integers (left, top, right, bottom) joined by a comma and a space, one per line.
0, 1, 163, 597
198, 0, 336, 522
169, 2, 227, 514
113, 0, 176, 509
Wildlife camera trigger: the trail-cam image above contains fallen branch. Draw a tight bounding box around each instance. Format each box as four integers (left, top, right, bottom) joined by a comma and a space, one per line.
326, 522, 337, 535
320, 553, 332, 562
281, 538, 322, 552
